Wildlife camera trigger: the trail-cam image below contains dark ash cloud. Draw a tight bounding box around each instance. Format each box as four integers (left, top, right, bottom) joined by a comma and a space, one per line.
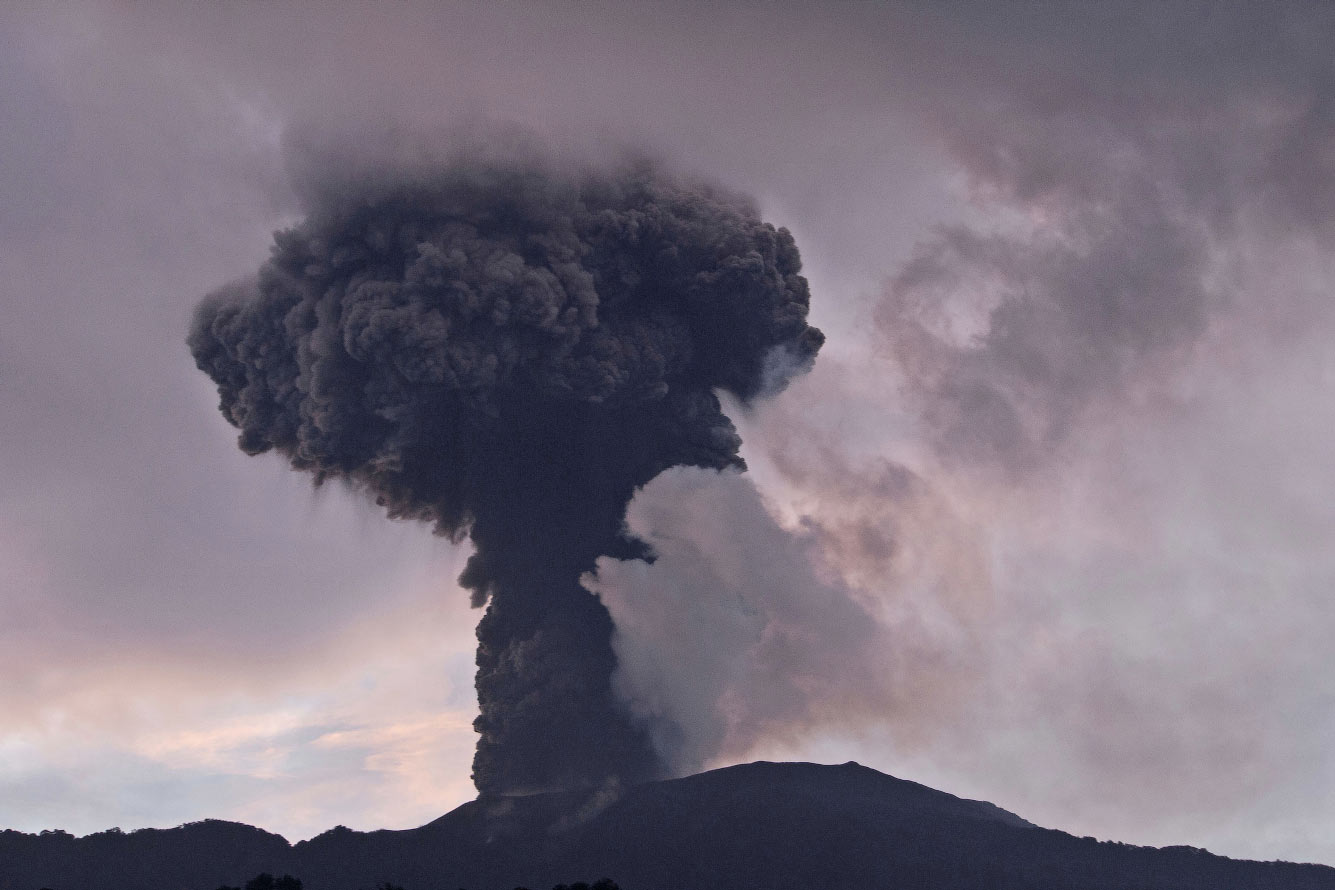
188, 141, 822, 795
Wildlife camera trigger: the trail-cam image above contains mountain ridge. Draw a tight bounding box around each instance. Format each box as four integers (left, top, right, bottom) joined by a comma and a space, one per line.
3, 760, 1331, 890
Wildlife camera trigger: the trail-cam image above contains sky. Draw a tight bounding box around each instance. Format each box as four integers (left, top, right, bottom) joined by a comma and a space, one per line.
2, 0, 1334, 866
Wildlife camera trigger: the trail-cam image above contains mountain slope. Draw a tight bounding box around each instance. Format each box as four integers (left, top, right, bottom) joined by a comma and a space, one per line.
2, 761, 1331, 890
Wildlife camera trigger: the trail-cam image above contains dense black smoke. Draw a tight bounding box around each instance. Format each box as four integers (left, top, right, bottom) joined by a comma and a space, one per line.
188, 150, 823, 795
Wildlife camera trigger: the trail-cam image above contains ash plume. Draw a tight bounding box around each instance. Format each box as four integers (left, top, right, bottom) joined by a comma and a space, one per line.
188, 144, 823, 795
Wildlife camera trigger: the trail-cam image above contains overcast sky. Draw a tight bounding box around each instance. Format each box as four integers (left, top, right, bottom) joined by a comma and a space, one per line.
3, 0, 1335, 866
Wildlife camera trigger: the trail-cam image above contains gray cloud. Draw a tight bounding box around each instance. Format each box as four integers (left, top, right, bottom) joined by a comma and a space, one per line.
588, 469, 909, 773
881, 193, 1216, 472
840, 0, 1335, 859
878, 0, 1335, 473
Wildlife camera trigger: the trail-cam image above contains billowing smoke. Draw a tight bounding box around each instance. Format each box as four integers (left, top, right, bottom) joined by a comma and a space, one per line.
188, 146, 823, 795
586, 464, 982, 776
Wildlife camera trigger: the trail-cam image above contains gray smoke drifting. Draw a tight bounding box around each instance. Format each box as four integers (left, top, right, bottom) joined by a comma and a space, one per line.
878, 1, 1334, 476
881, 194, 1215, 474
188, 142, 822, 795
587, 464, 980, 775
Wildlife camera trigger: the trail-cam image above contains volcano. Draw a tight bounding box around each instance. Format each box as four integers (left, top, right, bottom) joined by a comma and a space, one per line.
3, 761, 1332, 890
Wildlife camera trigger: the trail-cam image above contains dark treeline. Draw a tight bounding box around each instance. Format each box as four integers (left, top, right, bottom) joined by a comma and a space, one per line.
213, 874, 305, 890
212, 877, 620, 890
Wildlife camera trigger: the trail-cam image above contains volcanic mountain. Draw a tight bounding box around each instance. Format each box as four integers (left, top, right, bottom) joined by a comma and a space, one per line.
3, 761, 1331, 890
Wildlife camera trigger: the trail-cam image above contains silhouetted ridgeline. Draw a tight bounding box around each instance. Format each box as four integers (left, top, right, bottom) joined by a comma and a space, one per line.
3, 762, 1332, 890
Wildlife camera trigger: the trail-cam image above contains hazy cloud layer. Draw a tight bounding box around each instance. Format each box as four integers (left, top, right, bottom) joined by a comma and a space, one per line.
880, 1, 1334, 475
723, 0, 1335, 861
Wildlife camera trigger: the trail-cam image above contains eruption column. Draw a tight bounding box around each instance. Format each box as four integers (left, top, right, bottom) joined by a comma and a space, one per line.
189, 155, 822, 794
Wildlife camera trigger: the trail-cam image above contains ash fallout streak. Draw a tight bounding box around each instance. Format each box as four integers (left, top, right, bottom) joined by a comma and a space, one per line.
189, 153, 823, 795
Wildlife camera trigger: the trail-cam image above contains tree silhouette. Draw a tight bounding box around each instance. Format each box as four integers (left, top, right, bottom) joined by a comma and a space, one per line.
213, 873, 303, 890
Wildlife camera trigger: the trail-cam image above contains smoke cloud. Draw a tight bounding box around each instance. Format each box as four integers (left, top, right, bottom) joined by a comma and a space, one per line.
881, 195, 1215, 474
188, 140, 822, 795
878, 1, 1334, 476
587, 464, 982, 775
